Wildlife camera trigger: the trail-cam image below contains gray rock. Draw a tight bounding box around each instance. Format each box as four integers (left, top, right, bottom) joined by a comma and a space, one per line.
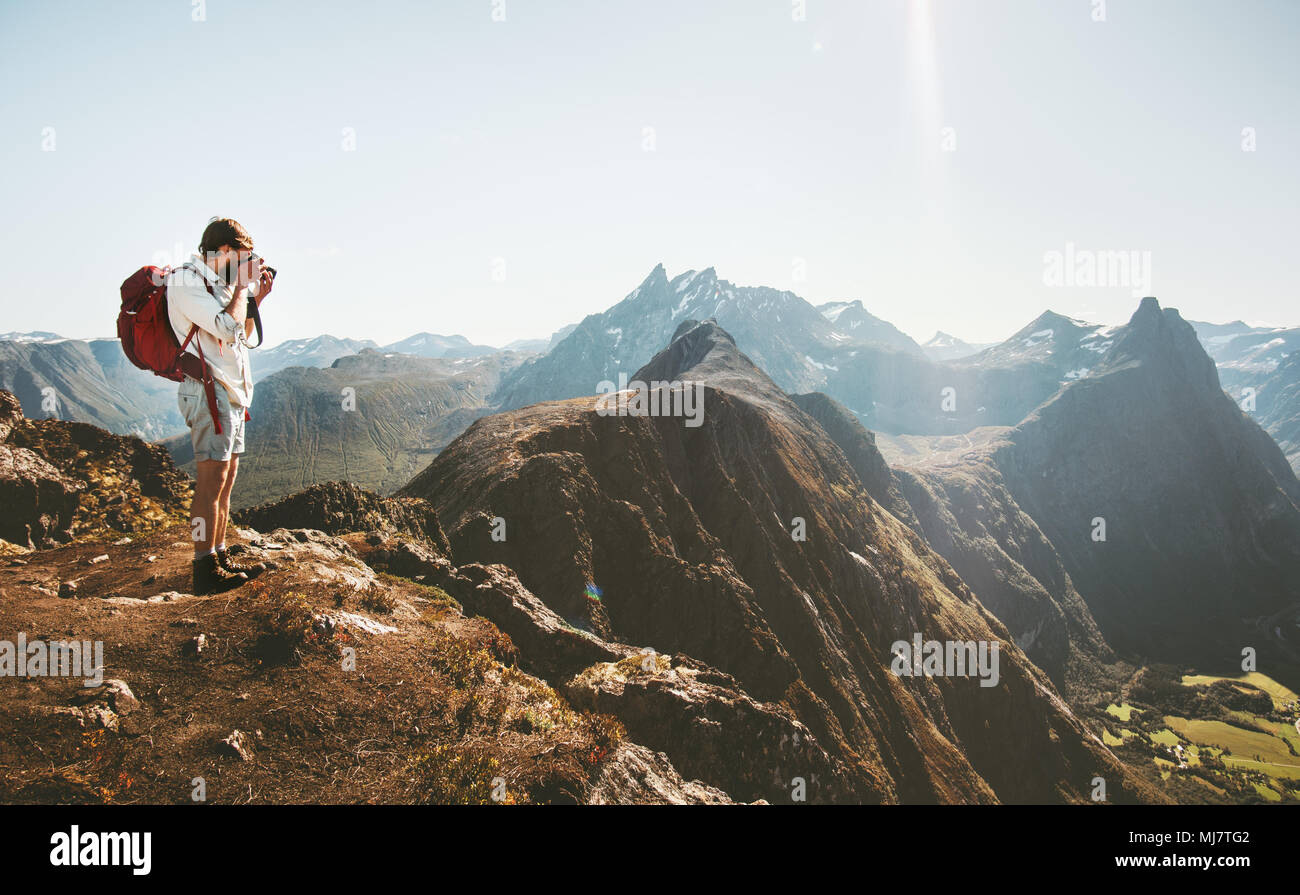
217, 730, 254, 761
73, 678, 140, 715
586, 741, 735, 805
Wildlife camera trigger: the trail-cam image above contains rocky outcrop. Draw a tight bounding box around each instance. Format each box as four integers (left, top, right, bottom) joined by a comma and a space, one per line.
585, 742, 735, 805
566, 654, 856, 803
0, 390, 21, 442
1, 390, 191, 541
235, 481, 449, 552
362, 535, 453, 581
0, 443, 81, 548
441, 563, 631, 679
0, 390, 81, 547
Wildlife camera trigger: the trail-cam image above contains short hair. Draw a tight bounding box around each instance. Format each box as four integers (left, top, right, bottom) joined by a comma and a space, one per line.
198, 218, 254, 254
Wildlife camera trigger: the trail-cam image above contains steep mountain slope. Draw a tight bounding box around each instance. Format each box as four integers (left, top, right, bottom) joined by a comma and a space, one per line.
786, 391, 919, 529
1001, 300, 1300, 658
403, 320, 1157, 804
786, 390, 1120, 697
897, 299, 1300, 671
1252, 353, 1300, 475
1188, 320, 1299, 473
0, 337, 184, 440
893, 456, 1122, 698
167, 350, 528, 509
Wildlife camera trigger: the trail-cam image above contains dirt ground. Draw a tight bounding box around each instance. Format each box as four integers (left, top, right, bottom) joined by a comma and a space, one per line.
0, 524, 625, 804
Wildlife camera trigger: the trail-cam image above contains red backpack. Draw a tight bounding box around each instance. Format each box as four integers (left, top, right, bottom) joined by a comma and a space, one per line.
117, 264, 225, 433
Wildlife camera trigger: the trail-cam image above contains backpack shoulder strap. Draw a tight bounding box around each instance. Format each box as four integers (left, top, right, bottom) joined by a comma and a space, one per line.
170, 264, 224, 435
173, 263, 216, 297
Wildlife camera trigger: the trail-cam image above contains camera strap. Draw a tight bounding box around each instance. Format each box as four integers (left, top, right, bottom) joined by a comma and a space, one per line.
246, 296, 264, 349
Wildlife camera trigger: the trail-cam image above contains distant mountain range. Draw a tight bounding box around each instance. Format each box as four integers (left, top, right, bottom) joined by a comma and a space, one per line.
922, 331, 996, 361
258, 332, 520, 376
1187, 320, 1300, 474
165, 349, 529, 509
493, 265, 939, 412
254, 335, 379, 380
814, 300, 925, 356
0, 330, 540, 445
3, 273, 1296, 487
0, 336, 184, 440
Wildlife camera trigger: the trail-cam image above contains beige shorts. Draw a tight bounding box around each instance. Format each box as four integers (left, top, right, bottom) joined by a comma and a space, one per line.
178, 377, 246, 462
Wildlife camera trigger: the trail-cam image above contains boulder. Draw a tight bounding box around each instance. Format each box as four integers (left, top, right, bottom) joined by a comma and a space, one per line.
586, 742, 735, 805
442, 563, 630, 679
0, 444, 81, 547
235, 481, 449, 551
0, 390, 22, 443
566, 654, 855, 804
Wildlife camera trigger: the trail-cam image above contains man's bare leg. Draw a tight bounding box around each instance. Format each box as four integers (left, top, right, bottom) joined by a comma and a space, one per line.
192, 459, 229, 555
189, 458, 244, 593
215, 454, 238, 546
213, 456, 265, 576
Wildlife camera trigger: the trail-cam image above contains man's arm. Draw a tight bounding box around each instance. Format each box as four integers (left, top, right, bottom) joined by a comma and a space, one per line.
169, 271, 242, 343
226, 287, 250, 330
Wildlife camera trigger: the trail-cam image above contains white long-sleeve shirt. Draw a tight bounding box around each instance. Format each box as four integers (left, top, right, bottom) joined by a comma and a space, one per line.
166, 253, 257, 408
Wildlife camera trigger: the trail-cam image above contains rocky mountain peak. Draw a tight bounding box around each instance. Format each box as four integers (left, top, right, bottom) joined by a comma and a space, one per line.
639, 317, 739, 375
638, 263, 670, 294
1101, 297, 1219, 393
634, 318, 787, 411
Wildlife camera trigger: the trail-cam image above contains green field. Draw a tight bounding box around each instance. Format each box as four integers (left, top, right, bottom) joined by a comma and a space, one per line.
1190, 775, 1226, 796
1165, 715, 1299, 767
1253, 782, 1282, 802
1149, 728, 1181, 747
1180, 672, 1299, 708
1224, 758, 1300, 780
1105, 703, 1139, 722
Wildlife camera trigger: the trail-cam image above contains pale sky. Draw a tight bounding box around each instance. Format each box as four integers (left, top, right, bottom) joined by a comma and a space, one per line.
1, 0, 1297, 349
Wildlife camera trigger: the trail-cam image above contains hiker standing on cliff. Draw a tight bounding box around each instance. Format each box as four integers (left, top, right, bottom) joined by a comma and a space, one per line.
167, 218, 273, 594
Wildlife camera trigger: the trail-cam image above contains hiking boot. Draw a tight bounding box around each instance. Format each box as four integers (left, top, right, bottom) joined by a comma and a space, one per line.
192, 553, 247, 595
217, 548, 268, 577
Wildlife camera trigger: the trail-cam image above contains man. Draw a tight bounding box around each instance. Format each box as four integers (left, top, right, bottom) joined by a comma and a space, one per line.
167, 217, 273, 594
